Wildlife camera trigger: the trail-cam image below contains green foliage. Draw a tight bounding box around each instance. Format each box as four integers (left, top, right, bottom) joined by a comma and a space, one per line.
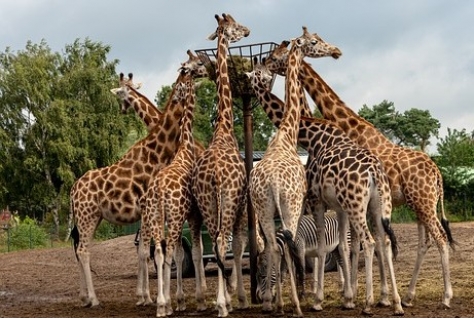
434, 128, 474, 219
359, 100, 440, 152
390, 205, 417, 223
94, 220, 127, 240
154, 78, 275, 151
0, 38, 144, 228
8, 216, 49, 250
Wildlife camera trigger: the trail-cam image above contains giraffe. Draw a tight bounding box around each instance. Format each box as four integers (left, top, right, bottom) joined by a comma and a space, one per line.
112, 72, 160, 131
112, 50, 208, 132
138, 68, 198, 317
69, 63, 192, 308
247, 53, 404, 315
277, 31, 455, 309
111, 51, 210, 310
190, 13, 250, 317
249, 36, 308, 316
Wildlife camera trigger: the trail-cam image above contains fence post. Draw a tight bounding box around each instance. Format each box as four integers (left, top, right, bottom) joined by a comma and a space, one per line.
7, 228, 10, 252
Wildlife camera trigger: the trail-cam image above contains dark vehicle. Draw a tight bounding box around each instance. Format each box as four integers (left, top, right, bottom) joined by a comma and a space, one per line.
135, 218, 339, 278
134, 152, 338, 277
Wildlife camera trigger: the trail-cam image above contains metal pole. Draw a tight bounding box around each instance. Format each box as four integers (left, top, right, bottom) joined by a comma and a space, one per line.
242, 94, 258, 304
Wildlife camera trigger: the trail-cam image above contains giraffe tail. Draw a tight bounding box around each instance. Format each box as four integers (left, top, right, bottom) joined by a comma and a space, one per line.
381, 218, 399, 261
437, 173, 458, 251
71, 225, 79, 261
280, 229, 305, 299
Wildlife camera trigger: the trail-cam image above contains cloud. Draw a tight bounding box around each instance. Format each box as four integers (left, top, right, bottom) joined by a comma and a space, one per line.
0, 0, 473, 154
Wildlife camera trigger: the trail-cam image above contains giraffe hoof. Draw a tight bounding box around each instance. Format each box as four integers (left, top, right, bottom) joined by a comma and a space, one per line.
376, 300, 391, 307
311, 304, 323, 312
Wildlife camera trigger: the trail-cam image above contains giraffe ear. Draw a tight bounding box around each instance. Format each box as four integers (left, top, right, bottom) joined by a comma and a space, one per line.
207, 31, 218, 41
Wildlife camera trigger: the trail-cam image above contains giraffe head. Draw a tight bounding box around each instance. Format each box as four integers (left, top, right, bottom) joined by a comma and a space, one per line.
265, 40, 291, 76
110, 72, 144, 114
180, 49, 208, 79
299, 26, 342, 59
172, 69, 190, 103
246, 57, 273, 91
207, 13, 250, 43
265, 28, 342, 76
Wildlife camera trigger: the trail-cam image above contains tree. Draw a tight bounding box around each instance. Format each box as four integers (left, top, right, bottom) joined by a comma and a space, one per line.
0, 38, 140, 235
359, 100, 440, 151
154, 78, 275, 151
435, 128, 474, 218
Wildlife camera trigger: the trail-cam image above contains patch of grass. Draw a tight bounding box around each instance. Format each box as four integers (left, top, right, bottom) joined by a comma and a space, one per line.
391, 205, 416, 223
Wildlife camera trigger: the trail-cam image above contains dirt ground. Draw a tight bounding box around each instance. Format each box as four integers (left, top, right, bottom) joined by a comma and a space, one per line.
1, 222, 474, 318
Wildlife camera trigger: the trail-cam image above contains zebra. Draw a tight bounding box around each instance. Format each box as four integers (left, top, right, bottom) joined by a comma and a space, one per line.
256, 211, 347, 302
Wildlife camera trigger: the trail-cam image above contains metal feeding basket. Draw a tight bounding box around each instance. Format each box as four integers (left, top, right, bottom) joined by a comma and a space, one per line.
194, 42, 279, 304
195, 42, 279, 103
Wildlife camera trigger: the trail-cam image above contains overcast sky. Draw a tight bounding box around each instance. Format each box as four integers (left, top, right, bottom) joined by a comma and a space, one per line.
1, 0, 473, 154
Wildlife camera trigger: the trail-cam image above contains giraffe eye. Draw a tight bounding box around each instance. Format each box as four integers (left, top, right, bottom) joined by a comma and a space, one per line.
311, 40, 318, 45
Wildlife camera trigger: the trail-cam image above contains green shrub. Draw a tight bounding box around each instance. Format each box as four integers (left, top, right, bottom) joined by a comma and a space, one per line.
391, 205, 416, 223
94, 221, 126, 240
8, 216, 49, 250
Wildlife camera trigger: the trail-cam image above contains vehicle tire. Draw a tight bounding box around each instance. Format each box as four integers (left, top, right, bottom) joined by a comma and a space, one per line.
171, 245, 195, 279
324, 251, 338, 272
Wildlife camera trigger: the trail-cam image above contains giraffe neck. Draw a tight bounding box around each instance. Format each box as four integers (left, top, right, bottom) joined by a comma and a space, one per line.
300, 61, 393, 150
250, 75, 356, 156
211, 34, 238, 148
128, 87, 162, 130
174, 77, 196, 163
251, 76, 308, 150
273, 42, 304, 150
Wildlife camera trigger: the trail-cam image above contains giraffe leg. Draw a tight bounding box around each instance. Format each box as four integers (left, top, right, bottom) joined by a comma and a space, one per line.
403, 222, 429, 307
174, 241, 186, 312
215, 234, 229, 318
154, 242, 167, 317
349, 225, 361, 301
283, 242, 303, 317
77, 249, 99, 307
261, 243, 275, 313
438, 242, 452, 308
163, 240, 176, 316
374, 235, 391, 307
337, 213, 355, 310
188, 217, 207, 312
231, 222, 249, 309
273, 244, 284, 314
379, 231, 404, 315
361, 235, 376, 315
136, 229, 153, 306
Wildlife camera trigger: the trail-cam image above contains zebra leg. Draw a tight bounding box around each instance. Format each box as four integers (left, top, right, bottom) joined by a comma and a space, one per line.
312, 209, 327, 311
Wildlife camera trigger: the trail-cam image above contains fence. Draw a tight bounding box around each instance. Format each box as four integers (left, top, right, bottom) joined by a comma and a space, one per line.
0, 221, 141, 254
